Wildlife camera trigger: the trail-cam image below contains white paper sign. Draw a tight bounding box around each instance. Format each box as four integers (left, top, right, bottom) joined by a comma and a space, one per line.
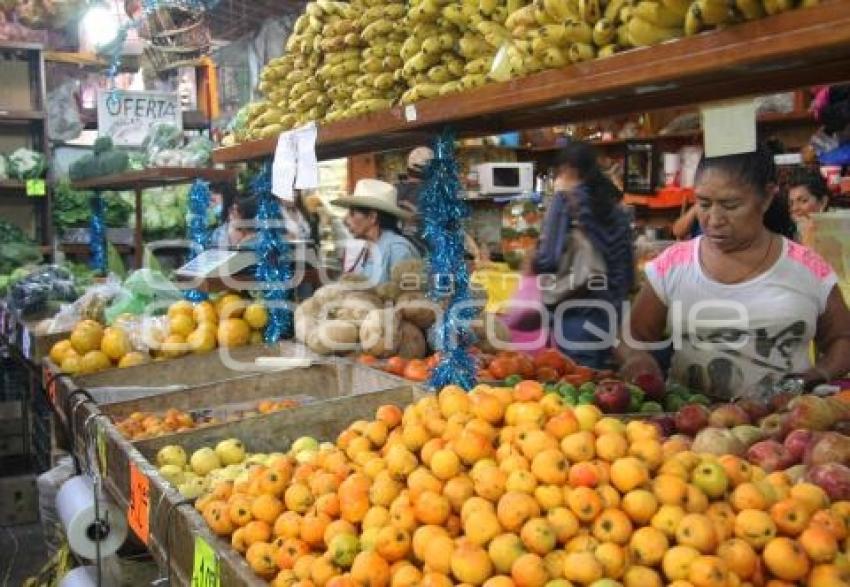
294, 123, 319, 190
272, 132, 297, 201
701, 99, 757, 158
97, 90, 183, 147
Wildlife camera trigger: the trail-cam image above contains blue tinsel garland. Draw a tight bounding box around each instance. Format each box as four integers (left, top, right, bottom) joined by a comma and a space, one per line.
184, 179, 211, 302
90, 193, 107, 274
419, 129, 478, 390
251, 165, 294, 343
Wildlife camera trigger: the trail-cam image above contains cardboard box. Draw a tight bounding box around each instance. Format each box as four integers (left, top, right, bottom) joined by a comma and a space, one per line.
0, 56, 34, 112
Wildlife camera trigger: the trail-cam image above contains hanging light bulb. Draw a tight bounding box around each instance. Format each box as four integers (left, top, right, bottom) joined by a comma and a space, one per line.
81, 1, 122, 50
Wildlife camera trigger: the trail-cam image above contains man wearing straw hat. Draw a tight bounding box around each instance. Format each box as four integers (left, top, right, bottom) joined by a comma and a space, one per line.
332, 179, 421, 285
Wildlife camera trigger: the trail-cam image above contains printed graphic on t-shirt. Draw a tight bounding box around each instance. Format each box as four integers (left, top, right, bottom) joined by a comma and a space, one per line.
676, 320, 807, 399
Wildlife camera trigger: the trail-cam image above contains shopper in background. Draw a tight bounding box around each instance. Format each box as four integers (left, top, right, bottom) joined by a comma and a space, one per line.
788, 168, 831, 246
619, 145, 850, 400
394, 146, 434, 255
210, 193, 258, 248
534, 141, 634, 369
332, 179, 421, 285
208, 181, 237, 231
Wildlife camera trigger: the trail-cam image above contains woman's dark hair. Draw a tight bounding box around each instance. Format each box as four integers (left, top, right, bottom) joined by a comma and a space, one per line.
210, 181, 238, 223
351, 206, 401, 233
789, 167, 831, 204
696, 144, 796, 239
233, 194, 258, 221
555, 141, 621, 219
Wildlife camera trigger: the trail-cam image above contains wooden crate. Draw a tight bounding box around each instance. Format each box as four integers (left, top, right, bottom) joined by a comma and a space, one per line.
86, 380, 416, 586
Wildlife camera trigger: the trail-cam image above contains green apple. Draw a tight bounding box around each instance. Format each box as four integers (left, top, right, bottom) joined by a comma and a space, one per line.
291, 436, 319, 454
158, 464, 185, 486
156, 444, 187, 468
691, 460, 729, 498
329, 533, 360, 567
215, 438, 246, 465
190, 447, 221, 476
295, 449, 318, 464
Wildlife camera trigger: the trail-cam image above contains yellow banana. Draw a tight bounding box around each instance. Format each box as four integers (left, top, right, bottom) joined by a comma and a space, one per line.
542, 46, 568, 68
352, 87, 380, 101
401, 38, 421, 61
422, 37, 443, 55
446, 58, 466, 77
542, 0, 580, 21
633, 1, 686, 26
532, 35, 553, 56
579, 0, 602, 23
568, 42, 596, 62
534, 6, 558, 25
507, 0, 527, 13
763, 0, 794, 14
592, 18, 616, 46
461, 73, 488, 89
373, 72, 396, 90
439, 81, 464, 95
597, 43, 617, 57
628, 16, 682, 45
505, 4, 537, 28
465, 57, 492, 74
480, 0, 499, 15
442, 3, 467, 25
361, 57, 384, 73
684, 0, 732, 35
294, 15, 309, 34
733, 0, 764, 18
563, 19, 594, 43
539, 24, 568, 45
800, 0, 820, 6
428, 64, 452, 83
603, 0, 626, 19
383, 55, 404, 70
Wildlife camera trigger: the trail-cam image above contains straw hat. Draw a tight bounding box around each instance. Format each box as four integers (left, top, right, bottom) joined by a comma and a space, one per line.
332, 179, 413, 219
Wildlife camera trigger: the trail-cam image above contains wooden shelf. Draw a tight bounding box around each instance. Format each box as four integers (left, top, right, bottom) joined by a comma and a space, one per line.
214, 1, 850, 164
0, 180, 25, 194
60, 243, 135, 255
44, 51, 106, 68
70, 167, 237, 191
0, 109, 45, 121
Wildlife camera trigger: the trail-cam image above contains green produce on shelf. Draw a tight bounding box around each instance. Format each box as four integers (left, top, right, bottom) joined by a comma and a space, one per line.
7, 148, 46, 180
53, 181, 133, 231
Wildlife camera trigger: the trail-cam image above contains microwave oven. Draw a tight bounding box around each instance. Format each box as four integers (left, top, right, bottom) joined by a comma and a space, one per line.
474, 162, 534, 195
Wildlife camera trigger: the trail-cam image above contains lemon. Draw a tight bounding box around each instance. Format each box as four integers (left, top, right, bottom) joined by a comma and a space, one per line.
118, 351, 149, 368
217, 318, 251, 347
187, 328, 217, 353
49, 340, 74, 364
80, 350, 112, 374
169, 313, 196, 338
160, 334, 189, 359
244, 303, 269, 329
101, 327, 132, 361
193, 301, 218, 324
69, 320, 104, 354
167, 300, 194, 320
217, 294, 245, 319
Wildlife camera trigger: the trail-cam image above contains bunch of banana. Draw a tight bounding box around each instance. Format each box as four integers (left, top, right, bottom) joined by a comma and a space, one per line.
345, 0, 408, 118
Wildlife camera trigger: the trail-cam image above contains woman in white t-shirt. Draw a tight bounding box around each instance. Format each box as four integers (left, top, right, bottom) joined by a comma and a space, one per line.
619, 146, 850, 401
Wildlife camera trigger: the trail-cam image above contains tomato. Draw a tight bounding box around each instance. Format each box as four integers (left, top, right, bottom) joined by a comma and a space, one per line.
404, 360, 429, 382
534, 348, 570, 376
358, 354, 378, 365
386, 356, 408, 376
535, 366, 560, 382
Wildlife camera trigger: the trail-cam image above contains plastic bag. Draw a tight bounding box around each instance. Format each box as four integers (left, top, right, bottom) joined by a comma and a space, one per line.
103, 269, 183, 324
143, 122, 183, 165
46, 80, 82, 142
47, 275, 123, 333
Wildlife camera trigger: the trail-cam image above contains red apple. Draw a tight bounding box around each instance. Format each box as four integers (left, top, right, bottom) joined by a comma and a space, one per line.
708, 404, 751, 428
746, 440, 795, 473
807, 463, 850, 501
736, 399, 770, 423
593, 379, 631, 414
783, 429, 815, 464
649, 415, 676, 438
633, 372, 666, 402
675, 404, 711, 436
804, 431, 850, 467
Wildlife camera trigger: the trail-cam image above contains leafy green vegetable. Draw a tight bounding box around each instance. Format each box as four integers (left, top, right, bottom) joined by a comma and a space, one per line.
53, 181, 132, 231
7, 148, 46, 179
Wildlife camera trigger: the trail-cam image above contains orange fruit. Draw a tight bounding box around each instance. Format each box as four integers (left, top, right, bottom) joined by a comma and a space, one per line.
762, 537, 810, 582
688, 555, 728, 587
510, 552, 549, 587
629, 526, 669, 567
800, 525, 839, 563
350, 551, 391, 587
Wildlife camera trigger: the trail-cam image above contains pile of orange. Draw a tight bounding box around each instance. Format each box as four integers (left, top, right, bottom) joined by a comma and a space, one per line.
479, 349, 600, 386
194, 380, 850, 586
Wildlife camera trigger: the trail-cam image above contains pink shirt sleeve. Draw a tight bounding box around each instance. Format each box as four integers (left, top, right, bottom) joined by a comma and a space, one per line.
786, 240, 840, 314
644, 240, 696, 306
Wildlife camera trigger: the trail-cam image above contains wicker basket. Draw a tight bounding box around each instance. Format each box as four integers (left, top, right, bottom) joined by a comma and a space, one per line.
138, 3, 211, 72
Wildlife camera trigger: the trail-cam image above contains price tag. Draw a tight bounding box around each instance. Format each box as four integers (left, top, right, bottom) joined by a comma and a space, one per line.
26, 179, 46, 197
404, 104, 417, 122
128, 461, 150, 544
192, 536, 220, 587
42, 364, 58, 406
97, 425, 108, 475
21, 327, 31, 359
